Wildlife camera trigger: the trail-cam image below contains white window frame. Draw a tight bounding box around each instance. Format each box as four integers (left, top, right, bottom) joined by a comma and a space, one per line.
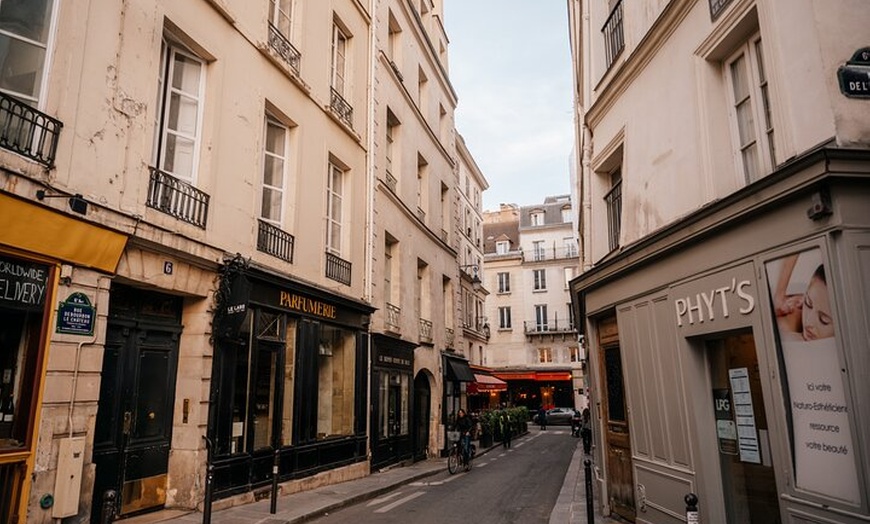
533, 269, 547, 291
496, 240, 510, 255
331, 22, 348, 95
530, 210, 544, 226
725, 34, 774, 185
535, 304, 548, 331
261, 115, 289, 225
269, 0, 294, 40
326, 160, 345, 255
533, 240, 546, 261
498, 306, 511, 329
497, 272, 510, 294
154, 40, 206, 184
538, 347, 552, 363
561, 207, 571, 223
0, 0, 58, 108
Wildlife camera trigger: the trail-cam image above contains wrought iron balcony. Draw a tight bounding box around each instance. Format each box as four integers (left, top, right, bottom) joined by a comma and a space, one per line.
257, 219, 294, 263
146, 167, 210, 228
325, 251, 351, 285
385, 302, 401, 333
418, 318, 433, 344
385, 169, 397, 192
0, 92, 62, 167
523, 245, 580, 262
329, 87, 353, 128
602, 0, 624, 70
268, 23, 301, 75
524, 319, 576, 335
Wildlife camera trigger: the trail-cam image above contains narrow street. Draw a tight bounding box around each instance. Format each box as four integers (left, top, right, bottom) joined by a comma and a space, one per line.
312, 427, 580, 524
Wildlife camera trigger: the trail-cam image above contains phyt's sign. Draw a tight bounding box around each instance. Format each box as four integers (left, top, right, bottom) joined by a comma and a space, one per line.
671, 263, 757, 336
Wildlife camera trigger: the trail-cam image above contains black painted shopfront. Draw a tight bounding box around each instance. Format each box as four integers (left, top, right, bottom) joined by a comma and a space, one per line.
209, 263, 373, 499
369, 334, 415, 471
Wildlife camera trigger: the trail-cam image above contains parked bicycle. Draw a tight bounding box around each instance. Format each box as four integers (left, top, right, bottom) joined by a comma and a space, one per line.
446, 430, 475, 474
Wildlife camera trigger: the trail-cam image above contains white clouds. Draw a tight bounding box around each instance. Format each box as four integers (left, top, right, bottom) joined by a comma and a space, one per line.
445, 0, 574, 210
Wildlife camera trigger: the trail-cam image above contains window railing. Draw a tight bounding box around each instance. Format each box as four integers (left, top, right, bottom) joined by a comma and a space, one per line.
524, 319, 576, 335
325, 251, 352, 285
385, 302, 401, 333
605, 179, 622, 251
521, 246, 581, 262
419, 318, 433, 344
0, 92, 62, 167
268, 23, 301, 75
146, 167, 210, 228
257, 219, 294, 263
385, 169, 397, 192
602, 0, 624, 70
330, 87, 353, 128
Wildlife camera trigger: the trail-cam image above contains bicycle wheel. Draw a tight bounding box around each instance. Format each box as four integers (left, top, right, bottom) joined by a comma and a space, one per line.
447, 446, 459, 474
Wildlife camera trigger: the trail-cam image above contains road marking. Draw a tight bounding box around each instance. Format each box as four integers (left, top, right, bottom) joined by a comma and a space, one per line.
374, 491, 426, 513
367, 491, 405, 506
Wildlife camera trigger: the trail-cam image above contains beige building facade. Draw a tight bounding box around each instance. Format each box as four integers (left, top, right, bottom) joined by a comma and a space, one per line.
568, 0, 870, 523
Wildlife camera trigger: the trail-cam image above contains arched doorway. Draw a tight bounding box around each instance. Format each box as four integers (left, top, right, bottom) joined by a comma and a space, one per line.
413, 372, 431, 461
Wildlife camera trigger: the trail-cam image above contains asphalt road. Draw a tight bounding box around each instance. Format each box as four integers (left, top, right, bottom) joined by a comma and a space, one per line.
311, 427, 578, 524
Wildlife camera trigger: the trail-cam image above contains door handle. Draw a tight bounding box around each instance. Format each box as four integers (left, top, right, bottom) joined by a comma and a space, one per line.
123, 411, 132, 436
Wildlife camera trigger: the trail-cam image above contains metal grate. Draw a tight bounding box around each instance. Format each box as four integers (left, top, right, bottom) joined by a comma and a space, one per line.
329, 88, 353, 128
0, 92, 62, 167
325, 251, 351, 285
146, 167, 210, 228
605, 177, 622, 251
257, 219, 294, 263
602, 0, 624, 70
268, 23, 301, 75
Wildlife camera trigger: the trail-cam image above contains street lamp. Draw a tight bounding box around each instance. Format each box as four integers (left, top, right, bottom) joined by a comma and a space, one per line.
459, 264, 482, 292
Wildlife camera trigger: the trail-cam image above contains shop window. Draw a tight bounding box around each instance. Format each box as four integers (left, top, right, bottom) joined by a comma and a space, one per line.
317, 325, 355, 438
0, 0, 57, 106
378, 371, 409, 439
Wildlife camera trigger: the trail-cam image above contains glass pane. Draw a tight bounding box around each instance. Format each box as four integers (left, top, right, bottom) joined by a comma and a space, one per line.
741, 144, 759, 183
379, 371, 389, 438
604, 347, 626, 422
317, 325, 355, 438
0, 35, 46, 100
730, 54, 749, 102
261, 187, 281, 221
263, 155, 283, 188
229, 341, 250, 454
266, 121, 285, 156
0, 0, 53, 43
168, 92, 198, 137
171, 53, 201, 95
280, 319, 296, 447
252, 349, 277, 450
735, 100, 756, 147
400, 374, 409, 435
163, 133, 194, 180
0, 310, 28, 449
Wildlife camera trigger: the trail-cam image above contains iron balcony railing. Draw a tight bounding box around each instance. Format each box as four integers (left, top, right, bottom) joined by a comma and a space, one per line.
524, 319, 576, 335
329, 87, 353, 128
146, 167, 210, 228
268, 23, 301, 75
0, 92, 62, 167
523, 246, 580, 263
602, 0, 624, 70
257, 219, 294, 263
419, 318, 433, 344
385, 169, 397, 192
385, 302, 401, 333
325, 251, 351, 285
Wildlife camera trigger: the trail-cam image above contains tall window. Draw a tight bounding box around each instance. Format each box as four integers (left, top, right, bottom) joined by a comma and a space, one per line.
387, 11, 401, 64
561, 206, 572, 223
533, 240, 546, 261
530, 210, 544, 226
417, 66, 428, 113
416, 154, 427, 218
533, 269, 547, 291
331, 22, 348, 95
0, 0, 56, 106
384, 236, 395, 305
569, 346, 580, 362
261, 116, 288, 224
498, 306, 512, 329
496, 240, 510, 255
497, 272, 510, 293
326, 161, 345, 255
564, 237, 578, 258
317, 325, 356, 438
538, 347, 552, 363
154, 40, 205, 183
727, 35, 775, 184
269, 0, 293, 40
535, 304, 548, 331
605, 169, 622, 251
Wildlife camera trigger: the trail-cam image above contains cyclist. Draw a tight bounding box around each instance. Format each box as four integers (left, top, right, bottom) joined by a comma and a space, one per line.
455, 408, 474, 465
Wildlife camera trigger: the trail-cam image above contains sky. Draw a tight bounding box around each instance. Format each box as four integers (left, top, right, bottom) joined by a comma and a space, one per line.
444, 1, 575, 212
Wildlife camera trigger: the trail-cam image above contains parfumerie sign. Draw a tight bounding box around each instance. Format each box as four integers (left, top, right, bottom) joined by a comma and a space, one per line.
0, 255, 49, 311
279, 291, 337, 320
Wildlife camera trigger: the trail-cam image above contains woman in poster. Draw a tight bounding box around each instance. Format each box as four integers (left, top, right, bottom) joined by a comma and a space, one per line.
772, 254, 835, 342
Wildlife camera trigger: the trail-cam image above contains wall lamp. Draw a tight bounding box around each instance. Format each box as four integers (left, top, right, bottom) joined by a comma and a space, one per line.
459, 264, 482, 291
36, 189, 88, 215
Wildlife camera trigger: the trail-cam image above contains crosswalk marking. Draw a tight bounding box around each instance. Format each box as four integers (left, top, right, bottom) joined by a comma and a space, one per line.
367, 491, 405, 506
373, 491, 426, 513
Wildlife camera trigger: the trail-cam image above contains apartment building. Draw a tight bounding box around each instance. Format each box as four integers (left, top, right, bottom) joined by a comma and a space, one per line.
568, 1, 870, 523
0, 0, 378, 521
483, 197, 582, 412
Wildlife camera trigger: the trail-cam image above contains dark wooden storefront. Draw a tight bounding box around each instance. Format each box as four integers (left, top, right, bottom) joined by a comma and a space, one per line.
370, 334, 415, 471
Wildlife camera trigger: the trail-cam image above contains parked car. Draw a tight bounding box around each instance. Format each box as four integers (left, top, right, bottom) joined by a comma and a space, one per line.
546, 407, 575, 425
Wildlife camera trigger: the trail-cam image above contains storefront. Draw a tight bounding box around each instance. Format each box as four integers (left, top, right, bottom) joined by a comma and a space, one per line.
370, 334, 415, 471
209, 261, 374, 499
571, 148, 869, 523
466, 367, 508, 412
441, 353, 474, 454
491, 370, 574, 411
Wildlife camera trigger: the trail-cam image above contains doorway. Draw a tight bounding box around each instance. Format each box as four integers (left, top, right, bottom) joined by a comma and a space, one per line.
413, 372, 430, 461
706, 332, 781, 523
91, 287, 182, 521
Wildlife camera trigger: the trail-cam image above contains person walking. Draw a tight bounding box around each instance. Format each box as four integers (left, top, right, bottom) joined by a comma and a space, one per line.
580, 408, 592, 454
539, 407, 547, 431
499, 411, 512, 448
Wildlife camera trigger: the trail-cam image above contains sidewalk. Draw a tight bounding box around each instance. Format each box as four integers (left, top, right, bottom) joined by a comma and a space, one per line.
127, 432, 614, 524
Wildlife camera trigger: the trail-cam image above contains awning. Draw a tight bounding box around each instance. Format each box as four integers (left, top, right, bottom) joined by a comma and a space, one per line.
492, 370, 573, 382
467, 373, 507, 394
445, 356, 475, 382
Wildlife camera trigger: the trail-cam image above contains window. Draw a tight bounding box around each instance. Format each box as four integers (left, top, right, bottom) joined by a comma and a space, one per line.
384, 235, 396, 305
498, 306, 512, 329
497, 272, 510, 293
416, 154, 427, 219
326, 160, 345, 255
269, 0, 293, 40
331, 22, 348, 96
564, 237, 578, 258
561, 207, 572, 223
0, 0, 56, 106
727, 35, 775, 184
317, 325, 356, 438
530, 210, 544, 226
563, 267, 576, 289
569, 346, 580, 362
538, 347, 552, 363
387, 11, 401, 64
533, 269, 547, 291
533, 240, 546, 261
385, 109, 399, 190
535, 304, 548, 331
605, 169, 622, 251
153, 40, 205, 183
417, 66, 427, 113
261, 116, 288, 224
378, 371, 409, 439
496, 240, 510, 255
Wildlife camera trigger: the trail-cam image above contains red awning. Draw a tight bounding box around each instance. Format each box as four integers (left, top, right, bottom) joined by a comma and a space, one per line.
467, 373, 508, 394
491, 371, 573, 382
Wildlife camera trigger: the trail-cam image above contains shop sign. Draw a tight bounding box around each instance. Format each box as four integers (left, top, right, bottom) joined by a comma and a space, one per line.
764, 248, 859, 503
712, 388, 738, 455
0, 255, 49, 311
57, 292, 95, 335
674, 277, 755, 328
837, 48, 870, 99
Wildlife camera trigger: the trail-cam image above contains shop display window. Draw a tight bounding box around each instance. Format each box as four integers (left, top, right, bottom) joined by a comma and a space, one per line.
316, 325, 355, 439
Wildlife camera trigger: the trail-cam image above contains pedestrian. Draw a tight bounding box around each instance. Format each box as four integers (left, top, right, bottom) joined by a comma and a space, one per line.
580, 408, 592, 454
499, 410, 512, 448
454, 408, 474, 465
539, 407, 547, 431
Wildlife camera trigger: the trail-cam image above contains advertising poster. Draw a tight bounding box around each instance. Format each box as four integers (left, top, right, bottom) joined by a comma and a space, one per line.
765, 248, 859, 503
